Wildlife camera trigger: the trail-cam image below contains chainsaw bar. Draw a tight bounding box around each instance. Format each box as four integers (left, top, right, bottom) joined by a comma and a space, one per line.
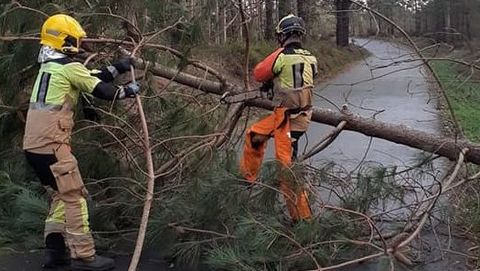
221, 90, 264, 103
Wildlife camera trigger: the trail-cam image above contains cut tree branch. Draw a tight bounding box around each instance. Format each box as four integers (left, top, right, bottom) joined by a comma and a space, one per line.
131, 56, 480, 165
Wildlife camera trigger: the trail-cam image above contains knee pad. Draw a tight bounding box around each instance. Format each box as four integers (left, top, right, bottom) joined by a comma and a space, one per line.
49, 146, 85, 194
250, 133, 269, 149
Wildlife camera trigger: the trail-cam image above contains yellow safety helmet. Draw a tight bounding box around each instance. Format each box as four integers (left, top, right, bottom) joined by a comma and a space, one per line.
40, 14, 86, 54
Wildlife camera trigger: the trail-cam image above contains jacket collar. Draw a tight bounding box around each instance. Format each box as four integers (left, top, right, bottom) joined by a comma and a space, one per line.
37, 46, 68, 64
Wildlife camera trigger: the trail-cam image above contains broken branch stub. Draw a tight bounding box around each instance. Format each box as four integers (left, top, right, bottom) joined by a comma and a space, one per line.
132, 57, 480, 165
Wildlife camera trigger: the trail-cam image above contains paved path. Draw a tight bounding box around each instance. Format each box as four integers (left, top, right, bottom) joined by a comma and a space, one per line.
0, 251, 175, 271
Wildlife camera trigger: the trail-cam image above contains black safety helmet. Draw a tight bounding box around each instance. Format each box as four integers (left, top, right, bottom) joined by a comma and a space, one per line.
275, 14, 306, 36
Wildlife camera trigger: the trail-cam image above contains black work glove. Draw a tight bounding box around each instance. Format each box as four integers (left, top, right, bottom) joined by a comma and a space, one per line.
260, 80, 274, 92
123, 82, 140, 98
113, 57, 134, 74
260, 80, 274, 100
81, 96, 101, 121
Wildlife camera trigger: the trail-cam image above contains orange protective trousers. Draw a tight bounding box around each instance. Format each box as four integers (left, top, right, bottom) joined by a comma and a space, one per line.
240, 107, 312, 221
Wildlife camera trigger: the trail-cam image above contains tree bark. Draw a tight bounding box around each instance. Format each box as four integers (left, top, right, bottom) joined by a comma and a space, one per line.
463, 0, 471, 40
218, 0, 226, 44
297, 0, 310, 34
265, 0, 274, 40
278, 0, 292, 18
131, 57, 480, 165
336, 0, 352, 47
414, 0, 422, 35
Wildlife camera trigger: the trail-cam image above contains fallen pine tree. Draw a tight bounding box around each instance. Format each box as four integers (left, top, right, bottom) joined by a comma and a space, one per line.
132, 56, 480, 165
2, 35, 475, 165
0, 12, 477, 270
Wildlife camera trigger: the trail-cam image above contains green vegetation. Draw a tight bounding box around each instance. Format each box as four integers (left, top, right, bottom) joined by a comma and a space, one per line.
432, 57, 480, 267
194, 39, 367, 85
431, 61, 480, 142
0, 1, 371, 269
0, 35, 373, 271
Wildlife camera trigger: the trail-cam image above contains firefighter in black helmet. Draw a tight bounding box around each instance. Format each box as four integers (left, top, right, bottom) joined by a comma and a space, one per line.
240, 14, 317, 221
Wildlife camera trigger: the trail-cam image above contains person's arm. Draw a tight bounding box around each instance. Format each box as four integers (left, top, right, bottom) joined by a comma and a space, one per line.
64, 62, 139, 100
311, 57, 318, 79
253, 48, 284, 83
90, 58, 133, 83
92, 81, 139, 100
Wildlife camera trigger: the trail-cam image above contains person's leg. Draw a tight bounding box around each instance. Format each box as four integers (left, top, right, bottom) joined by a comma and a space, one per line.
25, 151, 69, 268
279, 182, 312, 221
290, 131, 304, 161
272, 109, 312, 221
240, 113, 275, 183
44, 191, 69, 268
49, 145, 113, 270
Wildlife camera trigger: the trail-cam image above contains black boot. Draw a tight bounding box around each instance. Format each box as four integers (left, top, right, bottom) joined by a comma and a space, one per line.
43, 233, 70, 269
43, 249, 70, 268
71, 255, 115, 271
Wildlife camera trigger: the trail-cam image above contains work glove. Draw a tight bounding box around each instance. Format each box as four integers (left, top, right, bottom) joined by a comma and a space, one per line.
122, 81, 140, 98
113, 57, 134, 74
81, 95, 101, 121
260, 80, 274, 100
260, 80, 273, 92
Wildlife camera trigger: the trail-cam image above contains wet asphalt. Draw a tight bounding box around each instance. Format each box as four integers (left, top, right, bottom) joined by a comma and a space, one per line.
302, 39, 442, 169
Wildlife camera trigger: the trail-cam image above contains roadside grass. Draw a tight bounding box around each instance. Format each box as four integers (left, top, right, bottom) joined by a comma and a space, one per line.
431, 61, 480, 142
433, 58, 480, 268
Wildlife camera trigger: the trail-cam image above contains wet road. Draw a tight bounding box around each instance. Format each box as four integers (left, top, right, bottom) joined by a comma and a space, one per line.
302, 39, 441, 169
302, 39, 467, 271
263, 39, 467, 271
0, 250, 179, 271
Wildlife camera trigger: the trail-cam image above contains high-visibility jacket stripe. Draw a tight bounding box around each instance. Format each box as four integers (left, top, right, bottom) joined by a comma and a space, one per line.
36, 72, 51, 103
292, 63, 305, 88
311, 63, 318, 78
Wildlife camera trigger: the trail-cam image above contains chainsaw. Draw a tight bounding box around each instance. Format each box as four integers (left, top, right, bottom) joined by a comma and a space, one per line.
220, 81, 274, 104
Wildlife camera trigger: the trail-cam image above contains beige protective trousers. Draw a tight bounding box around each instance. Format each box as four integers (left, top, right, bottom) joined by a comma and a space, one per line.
24, 108, 96, 259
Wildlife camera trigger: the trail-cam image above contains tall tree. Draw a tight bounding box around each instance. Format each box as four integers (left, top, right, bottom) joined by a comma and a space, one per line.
463, 0, 471, 40
414, 0, 422, 35
278, 0, 293, 17
297, 0, 311, 34
265, 0, 274, 40
336, 0, 352, 46
217, 0, 227, 43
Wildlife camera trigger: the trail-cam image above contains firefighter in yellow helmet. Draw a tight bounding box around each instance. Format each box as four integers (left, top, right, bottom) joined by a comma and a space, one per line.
240, 14, 317, 221
23, 14, 139, 270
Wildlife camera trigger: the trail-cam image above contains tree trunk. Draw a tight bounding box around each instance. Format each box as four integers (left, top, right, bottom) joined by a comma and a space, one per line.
445, 1, 451, 29
414, 0, 421, 35
336, 0, 352, 47
297, 0, 310, 34
131, 56, 480, 166
463, 0, 471, 40
218, 0, 226, 44
278, 0, 292, 18
265, 0, 274, 40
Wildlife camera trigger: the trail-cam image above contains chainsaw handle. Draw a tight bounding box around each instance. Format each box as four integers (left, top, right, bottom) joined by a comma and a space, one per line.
220, 91, 231, 104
